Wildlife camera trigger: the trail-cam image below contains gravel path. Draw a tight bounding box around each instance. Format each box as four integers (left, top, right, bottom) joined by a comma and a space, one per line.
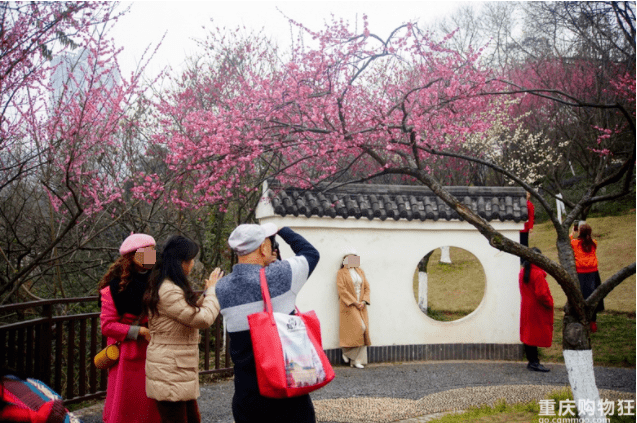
75, 361, 635, 423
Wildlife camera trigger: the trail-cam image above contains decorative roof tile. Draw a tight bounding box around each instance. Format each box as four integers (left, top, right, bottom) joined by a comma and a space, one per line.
267, 183, 528, 223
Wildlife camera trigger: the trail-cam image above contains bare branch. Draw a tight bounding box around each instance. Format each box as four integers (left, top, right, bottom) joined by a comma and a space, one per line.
586, 262, 636, 312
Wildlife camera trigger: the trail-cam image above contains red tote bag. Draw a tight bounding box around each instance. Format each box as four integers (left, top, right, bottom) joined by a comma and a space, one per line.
248, 268, 335, 398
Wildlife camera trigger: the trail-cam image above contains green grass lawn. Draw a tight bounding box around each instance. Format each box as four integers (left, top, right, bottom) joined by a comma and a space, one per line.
412, 247, 485, 315
542, 311, 636, 367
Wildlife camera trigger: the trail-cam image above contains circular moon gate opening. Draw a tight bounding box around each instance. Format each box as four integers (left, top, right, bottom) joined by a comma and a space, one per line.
412, 247, 486, 322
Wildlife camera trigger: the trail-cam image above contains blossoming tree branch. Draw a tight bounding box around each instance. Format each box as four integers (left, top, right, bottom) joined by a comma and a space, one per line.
0, 2, 157, 302
146, 11, 634, 420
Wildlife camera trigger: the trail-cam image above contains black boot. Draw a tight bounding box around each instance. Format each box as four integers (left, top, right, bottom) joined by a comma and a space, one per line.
527, 362, 550, 372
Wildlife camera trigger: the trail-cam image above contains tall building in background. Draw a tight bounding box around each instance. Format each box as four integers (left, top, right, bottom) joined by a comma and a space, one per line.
50, 49, 120, 105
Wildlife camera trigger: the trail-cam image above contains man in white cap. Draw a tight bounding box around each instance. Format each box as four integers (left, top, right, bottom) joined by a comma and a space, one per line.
215, 224, 320, 423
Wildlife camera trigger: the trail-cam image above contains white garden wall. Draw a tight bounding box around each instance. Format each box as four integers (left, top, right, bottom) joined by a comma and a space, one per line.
256, 194, 524, 352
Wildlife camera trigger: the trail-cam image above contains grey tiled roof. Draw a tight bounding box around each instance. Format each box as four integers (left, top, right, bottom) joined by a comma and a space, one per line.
268, 183, 528, 222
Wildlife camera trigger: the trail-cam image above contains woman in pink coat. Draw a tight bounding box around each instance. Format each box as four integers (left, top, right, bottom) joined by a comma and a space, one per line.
519, 247, 554, 373
99, 233, 161, 423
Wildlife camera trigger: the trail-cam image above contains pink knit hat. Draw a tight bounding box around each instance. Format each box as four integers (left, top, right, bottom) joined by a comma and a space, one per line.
119, 233, 156, 255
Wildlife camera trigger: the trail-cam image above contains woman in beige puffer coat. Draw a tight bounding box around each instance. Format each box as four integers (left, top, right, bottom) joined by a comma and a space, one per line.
143, 235, 224, 423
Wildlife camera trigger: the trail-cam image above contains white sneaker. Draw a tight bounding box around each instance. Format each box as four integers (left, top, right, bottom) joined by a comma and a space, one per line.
342, 354, 350, 364
351, 362, 364, 369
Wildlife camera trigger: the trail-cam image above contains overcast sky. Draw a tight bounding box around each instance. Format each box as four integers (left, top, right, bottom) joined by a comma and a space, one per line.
109, 1, 476, 80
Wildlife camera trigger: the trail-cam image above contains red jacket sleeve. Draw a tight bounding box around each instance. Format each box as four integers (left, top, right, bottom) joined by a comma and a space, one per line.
100, 286, 132, 342
532, 268, 553, 309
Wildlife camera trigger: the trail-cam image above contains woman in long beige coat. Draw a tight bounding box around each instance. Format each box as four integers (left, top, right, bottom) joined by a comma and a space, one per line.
143, 235, 223, 423
337, 253, 371, 369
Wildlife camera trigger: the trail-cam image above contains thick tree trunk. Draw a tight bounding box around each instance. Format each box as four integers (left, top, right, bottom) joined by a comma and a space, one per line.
563, 304, 591, 350
417, 251, 433, 313
563, 350, 606, 422
417, 271, 427, 313
562, 305, 603, 421
439, 246, 452, 264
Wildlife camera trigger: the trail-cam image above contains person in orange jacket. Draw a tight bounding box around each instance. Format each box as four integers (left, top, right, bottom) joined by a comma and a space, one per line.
570, 222, 604, 333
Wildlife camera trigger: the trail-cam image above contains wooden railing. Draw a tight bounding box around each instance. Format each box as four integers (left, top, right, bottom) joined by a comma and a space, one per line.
0, 297, 232, 405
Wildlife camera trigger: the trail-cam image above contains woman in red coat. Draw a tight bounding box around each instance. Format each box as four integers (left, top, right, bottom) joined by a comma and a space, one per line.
99, 234, 161, 423
519, 247, 554, 372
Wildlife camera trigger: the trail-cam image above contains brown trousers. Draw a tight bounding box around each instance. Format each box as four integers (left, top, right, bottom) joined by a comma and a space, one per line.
155, 400, 200, 423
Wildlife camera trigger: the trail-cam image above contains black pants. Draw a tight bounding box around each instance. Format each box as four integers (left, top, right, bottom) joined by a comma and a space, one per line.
577, 271, 604, 322
519, 232, 529, 264
232, 362, 316, 423
520, 232, 529, 247
524, 344, 539, 364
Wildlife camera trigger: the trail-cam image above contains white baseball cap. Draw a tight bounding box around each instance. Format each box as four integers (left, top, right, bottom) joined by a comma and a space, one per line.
228, 223, 278, 256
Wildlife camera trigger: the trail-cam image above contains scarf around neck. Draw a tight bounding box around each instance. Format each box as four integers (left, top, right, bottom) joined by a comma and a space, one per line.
109, 269, 150, 317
